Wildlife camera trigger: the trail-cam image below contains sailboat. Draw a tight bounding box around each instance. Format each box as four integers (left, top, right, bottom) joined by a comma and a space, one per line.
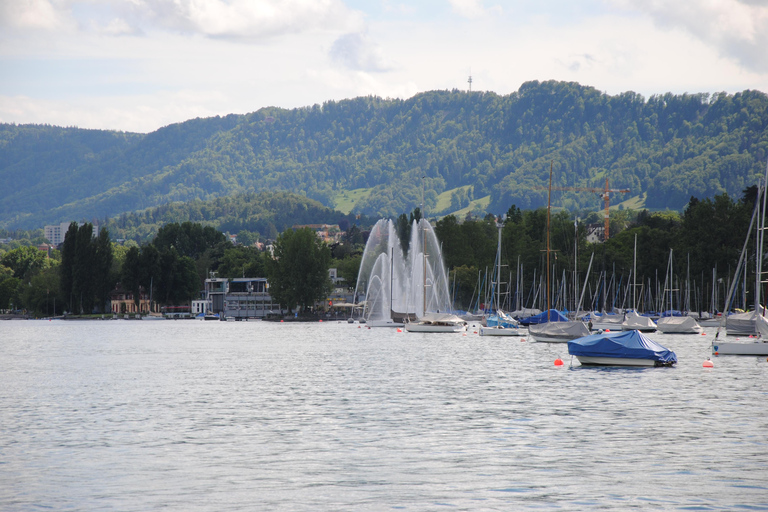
405, 217, 467, 333
713, 158, 768, 355
656, 249, 702, 334
528, 162, 590, 343
479, 217, 524, 337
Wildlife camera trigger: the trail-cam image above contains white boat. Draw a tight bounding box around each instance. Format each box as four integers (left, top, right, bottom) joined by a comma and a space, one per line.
713, 158, 768, 355
529, 319, 590, 343
478, 219, 524, 337
367, 319, 404, 327
656, 315, 702, 334
479, 323, 525, 337
405, 313, 468, 333
725, 309, 759, 336
621, 311, 657, 332
589, 311, 624, 331
713, 339, 768, 355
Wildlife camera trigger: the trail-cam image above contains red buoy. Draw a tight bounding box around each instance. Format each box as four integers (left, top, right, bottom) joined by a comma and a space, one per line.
554, 358, 564, 366
703, 358, 714, 368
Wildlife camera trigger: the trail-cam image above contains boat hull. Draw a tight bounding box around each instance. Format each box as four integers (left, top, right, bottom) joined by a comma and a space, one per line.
575, 356, 669, 367
367, 320, 405, 328
713, 341, 768, 355
479, 326, 524, 337
405, 324, 467, 333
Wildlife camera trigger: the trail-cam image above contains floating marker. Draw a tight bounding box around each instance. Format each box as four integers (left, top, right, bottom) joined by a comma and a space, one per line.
554, 358, 564, 366
358, 325, 361, 329
703, 358, 714, 368
397, 328, 402, 332
605, 329, 611, 332
521, 338, 526, 342
280, 320, 284, 322
319, 319, 323, 322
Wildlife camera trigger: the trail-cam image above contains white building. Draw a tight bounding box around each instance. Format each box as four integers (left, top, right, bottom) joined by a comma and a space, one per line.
44, 222, 100, 247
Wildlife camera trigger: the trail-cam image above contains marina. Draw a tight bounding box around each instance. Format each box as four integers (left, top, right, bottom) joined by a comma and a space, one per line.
1, 319, 766, 510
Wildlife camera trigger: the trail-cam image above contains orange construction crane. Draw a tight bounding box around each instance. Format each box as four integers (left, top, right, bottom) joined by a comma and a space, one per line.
547, 178, 630, 240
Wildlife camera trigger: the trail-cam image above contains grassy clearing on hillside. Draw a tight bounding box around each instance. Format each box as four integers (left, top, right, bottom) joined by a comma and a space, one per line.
435, 185, 473, 213
333, 188, 373, 214
446, 195, 491, 218
617, 193, 646, 211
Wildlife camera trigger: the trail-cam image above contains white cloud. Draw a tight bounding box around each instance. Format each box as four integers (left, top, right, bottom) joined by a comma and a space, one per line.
1, 0, 364, 41
448, 0, 501, 19
0, 0, 68, 30
330, 32, 393, 72
606, 0, 768, 72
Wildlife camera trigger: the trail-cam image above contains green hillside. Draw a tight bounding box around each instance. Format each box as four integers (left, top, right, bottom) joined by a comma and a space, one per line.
1, 81, 767, 229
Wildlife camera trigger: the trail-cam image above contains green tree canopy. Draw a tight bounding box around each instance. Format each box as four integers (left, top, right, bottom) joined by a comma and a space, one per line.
266, 227, 331, 312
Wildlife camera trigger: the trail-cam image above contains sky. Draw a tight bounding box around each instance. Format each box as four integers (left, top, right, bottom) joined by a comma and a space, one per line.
1, 0, 767, 133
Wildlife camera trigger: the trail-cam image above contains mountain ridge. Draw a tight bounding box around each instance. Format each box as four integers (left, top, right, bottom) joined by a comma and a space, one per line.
1, 80, 767, 229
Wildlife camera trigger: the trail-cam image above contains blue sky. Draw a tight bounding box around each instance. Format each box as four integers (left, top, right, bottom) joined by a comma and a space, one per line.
1, 0, 767, 133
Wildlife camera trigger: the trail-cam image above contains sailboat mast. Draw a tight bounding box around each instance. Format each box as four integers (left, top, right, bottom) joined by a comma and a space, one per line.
546, 161, 552, 321
633, 233, 637, 311
496, 219, 502, 313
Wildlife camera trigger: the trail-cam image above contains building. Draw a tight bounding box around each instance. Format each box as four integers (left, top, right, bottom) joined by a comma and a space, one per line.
109, 286, 158, 315
292, 224, 342, 244
202, 276, 283, 319
44, 222, 100, 247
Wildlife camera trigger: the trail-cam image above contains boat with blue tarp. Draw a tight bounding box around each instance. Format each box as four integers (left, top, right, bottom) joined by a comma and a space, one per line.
568, 330, 677, 367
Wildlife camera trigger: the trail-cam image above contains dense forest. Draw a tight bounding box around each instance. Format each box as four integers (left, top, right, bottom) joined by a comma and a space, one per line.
101, 190, 371, 243
2, 80, 767, 230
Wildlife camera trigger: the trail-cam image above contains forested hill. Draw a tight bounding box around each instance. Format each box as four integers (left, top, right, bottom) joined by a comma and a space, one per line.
2, 80, 768, 229
103, 190, 367, 243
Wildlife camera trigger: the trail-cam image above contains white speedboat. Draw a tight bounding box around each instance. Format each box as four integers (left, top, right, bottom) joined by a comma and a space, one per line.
405, 313, 467, 333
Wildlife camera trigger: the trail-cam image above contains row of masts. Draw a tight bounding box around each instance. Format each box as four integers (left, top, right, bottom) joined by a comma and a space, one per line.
459, 262, 752, 317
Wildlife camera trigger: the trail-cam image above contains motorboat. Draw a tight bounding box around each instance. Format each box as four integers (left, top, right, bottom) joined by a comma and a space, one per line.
568, 329, 677, 367
405, 313, 468, 333
656, 315, 702, 334
621, 311, 657, 332
528, 318, 590, 342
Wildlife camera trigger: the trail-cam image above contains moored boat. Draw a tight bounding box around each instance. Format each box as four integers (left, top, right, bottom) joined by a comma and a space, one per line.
621, 311, 657, 332
568, 330, 677, 367
405, 313, 468, 333
656, 315, 702, 334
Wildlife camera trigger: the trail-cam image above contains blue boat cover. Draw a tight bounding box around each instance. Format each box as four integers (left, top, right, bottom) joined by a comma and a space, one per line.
568, 330, 677, 363
519, 309, 568, 325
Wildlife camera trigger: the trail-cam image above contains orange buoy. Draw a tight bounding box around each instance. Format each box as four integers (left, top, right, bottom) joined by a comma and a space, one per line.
358, 325, 361, 328
521, 338, 526, 342
397, 328, 402, 332
554, 358, 564, 366
280, 319, 284, 322
703, 358, 714, 368
605, 329, 611, 332
319, 319, 323, 322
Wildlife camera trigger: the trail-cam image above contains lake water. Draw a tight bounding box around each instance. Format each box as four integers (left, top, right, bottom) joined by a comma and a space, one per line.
1, 319, 767, 511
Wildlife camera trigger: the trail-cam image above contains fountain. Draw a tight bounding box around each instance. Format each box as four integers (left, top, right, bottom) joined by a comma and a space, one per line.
354, 218, 452, 325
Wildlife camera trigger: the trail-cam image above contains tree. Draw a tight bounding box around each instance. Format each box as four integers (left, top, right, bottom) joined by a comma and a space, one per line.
121, 246, 142, 310
266, 227, 331, 313
93, 229, 115, 312
73, 223, 96, 313
0, 246, 48, 281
